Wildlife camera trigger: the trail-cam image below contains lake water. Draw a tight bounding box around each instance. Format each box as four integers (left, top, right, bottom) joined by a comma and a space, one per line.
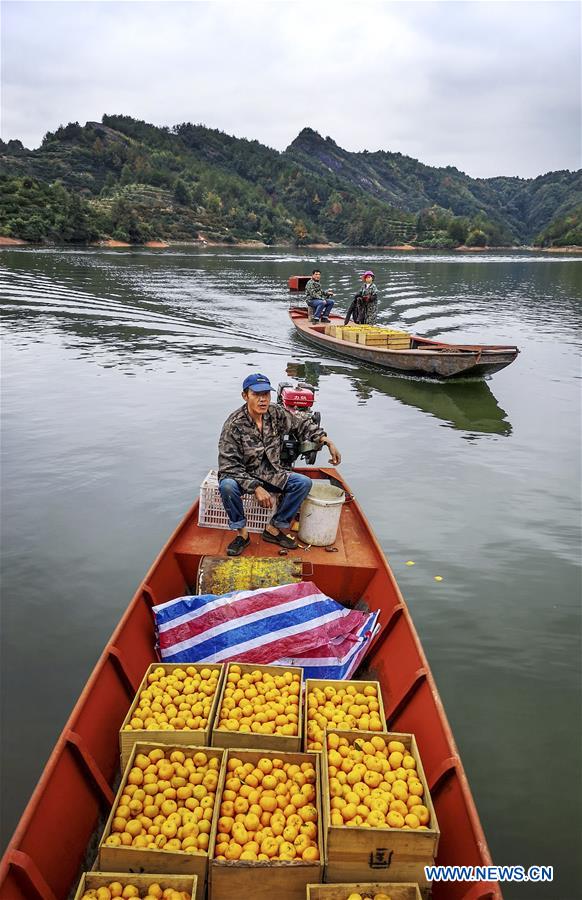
1, 247, 581, 897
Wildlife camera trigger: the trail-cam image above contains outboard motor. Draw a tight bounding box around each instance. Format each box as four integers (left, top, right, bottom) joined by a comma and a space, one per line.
277, 381, 322, 467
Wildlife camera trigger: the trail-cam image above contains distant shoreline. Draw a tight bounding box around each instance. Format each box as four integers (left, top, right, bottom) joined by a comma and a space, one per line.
1, 235, 580, 253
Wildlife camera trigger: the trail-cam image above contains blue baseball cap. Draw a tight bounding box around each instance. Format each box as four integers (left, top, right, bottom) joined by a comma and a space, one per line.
242, 373, 274, 393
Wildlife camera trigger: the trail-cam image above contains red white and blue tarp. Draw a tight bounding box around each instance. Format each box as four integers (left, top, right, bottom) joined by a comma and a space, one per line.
153, 581, 380, 680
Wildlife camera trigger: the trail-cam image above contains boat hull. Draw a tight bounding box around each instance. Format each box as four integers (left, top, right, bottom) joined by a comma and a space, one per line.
290, 308, 519, 379
0, 469, 500, 900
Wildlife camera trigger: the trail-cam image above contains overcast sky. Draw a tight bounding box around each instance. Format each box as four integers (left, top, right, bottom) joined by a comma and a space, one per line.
1, 0, 580, 178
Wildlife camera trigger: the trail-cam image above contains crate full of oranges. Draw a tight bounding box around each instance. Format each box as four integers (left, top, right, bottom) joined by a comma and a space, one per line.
211, 663, 303, 752
304, 679, 387, 752
119, 664, 225, 769
98, 743, 226, 900
321, 730, 439, 890
209, 748, 323, 900
306, 884, 423, 900
73, 873, 197, 900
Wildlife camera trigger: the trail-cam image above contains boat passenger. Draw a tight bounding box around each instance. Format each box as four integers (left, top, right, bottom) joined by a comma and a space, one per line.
305, 269, 334, 323
218, 373, 342, 557
344, 270, 378, 325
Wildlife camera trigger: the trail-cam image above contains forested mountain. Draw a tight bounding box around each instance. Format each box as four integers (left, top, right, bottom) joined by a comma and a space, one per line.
287, 128, 582, 244
534, 204, 582, 247
0, 115, 580, 247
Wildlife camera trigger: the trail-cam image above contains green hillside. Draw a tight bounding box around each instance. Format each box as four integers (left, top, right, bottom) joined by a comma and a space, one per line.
534, 203, 582, 248
287, 128, 582, 244
0, 116, 579, 247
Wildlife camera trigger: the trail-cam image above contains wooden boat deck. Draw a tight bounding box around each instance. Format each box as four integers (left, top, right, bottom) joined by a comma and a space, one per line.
0, 468, 501, 900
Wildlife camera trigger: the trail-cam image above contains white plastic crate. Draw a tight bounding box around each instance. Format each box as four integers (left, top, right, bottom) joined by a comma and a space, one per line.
198, 470, 278, 532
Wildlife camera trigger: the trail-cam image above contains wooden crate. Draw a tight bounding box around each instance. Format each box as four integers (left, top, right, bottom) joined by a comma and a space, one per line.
209, 747, 324, 900
356, 333, 388, 346
74, 872, 197, 900
356, 333, 411, 349
307, 883, 422, 900
304, 679, 387, 752
211, 662, 303, 752
119, 663, 225, 769
321, 730, 439, 892
98, 742, 226, 900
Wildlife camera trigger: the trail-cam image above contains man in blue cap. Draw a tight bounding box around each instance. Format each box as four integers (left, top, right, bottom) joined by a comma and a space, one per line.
218, 373, 341, 556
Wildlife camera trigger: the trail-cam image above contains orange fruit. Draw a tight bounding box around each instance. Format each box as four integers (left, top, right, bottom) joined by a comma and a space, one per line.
299, 804, 317, 823
300, 821, 317, 840
244, 813, 260, 832
234, 797, 249, 814
387, 810, 405, 828
415, 805, 430, 825
389, 800, 408, 817
260, 836, 278, 857
225, 842, 243, 860
367, 809, 385, 828
341, 803, 357, 822
388, 751, 403, 769
259, 795, 277, 813
408, 780, 424, 797
217, 816, 233, 834
279, 840, 296, 859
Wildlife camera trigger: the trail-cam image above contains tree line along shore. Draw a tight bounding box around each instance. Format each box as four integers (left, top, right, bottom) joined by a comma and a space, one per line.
1, 115, 580, 250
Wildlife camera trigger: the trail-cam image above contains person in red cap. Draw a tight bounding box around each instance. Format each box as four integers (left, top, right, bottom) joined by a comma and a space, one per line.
344, 270, 378, 325
217, 373, 342, 556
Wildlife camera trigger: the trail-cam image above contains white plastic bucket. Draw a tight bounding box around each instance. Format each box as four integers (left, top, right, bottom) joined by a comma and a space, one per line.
298, 481, 345, 546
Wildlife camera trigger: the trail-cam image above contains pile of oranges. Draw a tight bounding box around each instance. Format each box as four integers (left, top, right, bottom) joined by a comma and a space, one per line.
123, 666, 221, 733
103, 747, 219, 852
326, 733, 431, 830
214, 754, 320, 862
306, 682, 384, 750
80, 883, 190, 900
216, 665, 300, 737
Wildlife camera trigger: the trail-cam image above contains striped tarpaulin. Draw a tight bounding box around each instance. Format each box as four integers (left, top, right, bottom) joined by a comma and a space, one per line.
153, 581, 378, 676
274, 609, 381, 679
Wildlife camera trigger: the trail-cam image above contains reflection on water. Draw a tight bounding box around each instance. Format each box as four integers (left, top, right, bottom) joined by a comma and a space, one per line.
286, 360, 512, 436
1, 247, 582, 896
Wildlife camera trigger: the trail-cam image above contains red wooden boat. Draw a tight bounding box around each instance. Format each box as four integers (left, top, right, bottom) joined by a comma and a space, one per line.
289, 292, 519, 380
0, 469, 500, 900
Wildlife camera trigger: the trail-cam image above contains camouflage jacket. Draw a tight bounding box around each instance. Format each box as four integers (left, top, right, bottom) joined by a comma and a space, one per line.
218, 403, 326, 492
304, 277, 329, 305
360, 282, 378, 303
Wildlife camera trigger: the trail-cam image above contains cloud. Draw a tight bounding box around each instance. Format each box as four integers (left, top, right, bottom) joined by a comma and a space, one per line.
1, 0, 580, 178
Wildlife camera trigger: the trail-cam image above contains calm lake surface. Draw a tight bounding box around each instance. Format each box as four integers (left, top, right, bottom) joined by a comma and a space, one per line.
1, 247, 581, 896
